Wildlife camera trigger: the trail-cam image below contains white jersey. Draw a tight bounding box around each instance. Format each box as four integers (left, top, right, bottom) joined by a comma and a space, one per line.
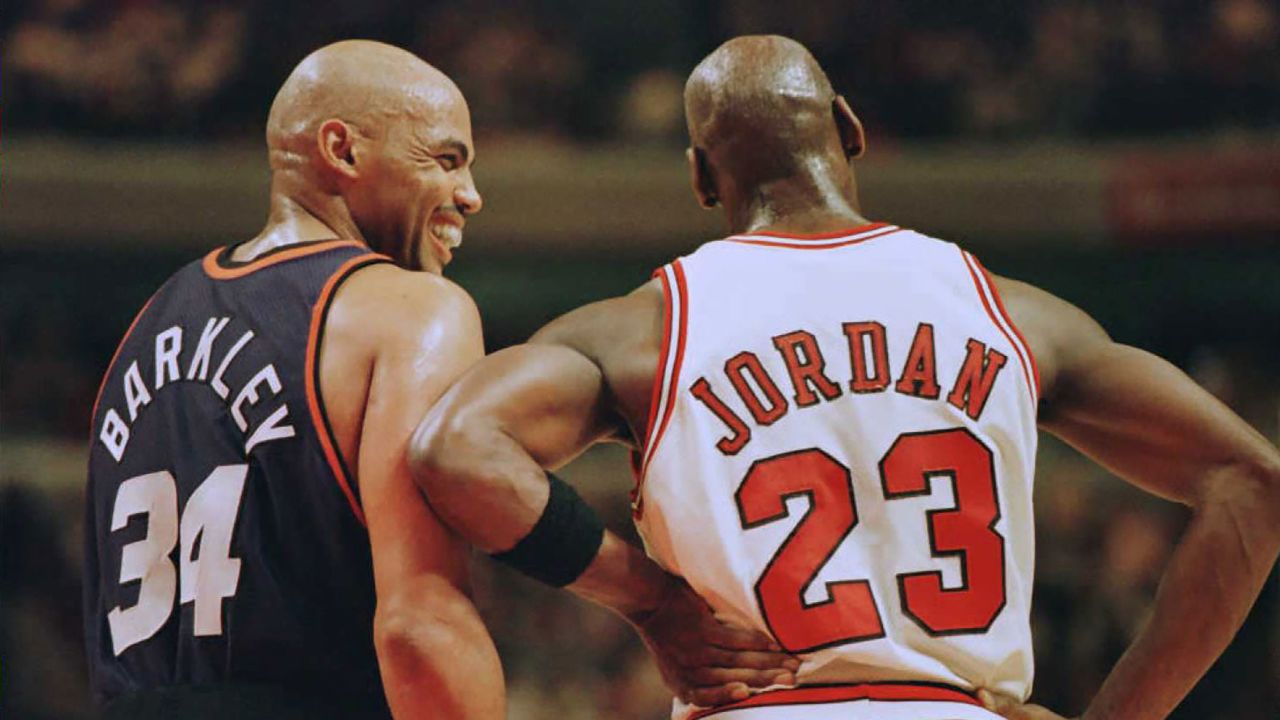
633, 223, 1039, 719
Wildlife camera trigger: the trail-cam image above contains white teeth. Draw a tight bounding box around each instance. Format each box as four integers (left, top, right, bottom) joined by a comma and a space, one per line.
431, 224, 463, 249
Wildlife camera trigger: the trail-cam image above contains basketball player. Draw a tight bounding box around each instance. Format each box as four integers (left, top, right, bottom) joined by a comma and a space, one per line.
409, 35, 1280, 720
84, 40, 787, 720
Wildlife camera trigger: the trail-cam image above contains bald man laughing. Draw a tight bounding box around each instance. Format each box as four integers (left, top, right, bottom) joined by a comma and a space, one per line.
411, 35, 1280, 720
84, 40, 787, 720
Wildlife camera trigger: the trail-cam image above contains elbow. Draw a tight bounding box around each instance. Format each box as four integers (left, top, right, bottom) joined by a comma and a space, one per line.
1199, 454, 1280, 555
408, 409, 476, 501
373, 582, 503, 717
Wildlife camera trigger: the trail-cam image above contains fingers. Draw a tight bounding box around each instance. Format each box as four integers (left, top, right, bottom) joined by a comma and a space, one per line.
681, 682, 751, 707
703, 621, 782, 652
685, 666, 796, 689
696, 647, 800, 671
977, 690, 1067, 720
979, 689, 1018, 716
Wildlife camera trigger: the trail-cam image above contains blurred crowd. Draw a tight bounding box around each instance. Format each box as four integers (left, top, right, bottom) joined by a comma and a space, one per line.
5, 0, 1280, 141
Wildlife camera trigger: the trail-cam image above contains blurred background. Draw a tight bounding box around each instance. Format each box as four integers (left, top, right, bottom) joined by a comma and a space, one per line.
2, 0, 1278, 718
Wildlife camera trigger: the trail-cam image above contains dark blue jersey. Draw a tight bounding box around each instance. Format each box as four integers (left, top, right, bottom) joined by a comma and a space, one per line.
84, 240, 395, 718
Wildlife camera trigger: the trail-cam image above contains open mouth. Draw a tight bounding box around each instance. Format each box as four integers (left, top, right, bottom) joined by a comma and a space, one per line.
429, 222, 463, 251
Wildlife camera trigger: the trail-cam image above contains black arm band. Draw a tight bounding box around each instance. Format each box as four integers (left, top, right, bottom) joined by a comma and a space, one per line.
490, 473, 605, 587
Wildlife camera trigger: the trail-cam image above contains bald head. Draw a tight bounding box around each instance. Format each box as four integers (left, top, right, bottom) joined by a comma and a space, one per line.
682, 36, 865, 228
261, 40, 481, 274
267, 40, 461, 164
685, 35, 837, 152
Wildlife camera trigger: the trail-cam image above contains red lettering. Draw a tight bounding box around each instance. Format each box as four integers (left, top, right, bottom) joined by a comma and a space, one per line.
690, 377, 752, 455
842, 321, 890, 393
726, 352, 788, 425
895, 323, 940, 399
772, 330, 842, 407
946, 339, 1007, 420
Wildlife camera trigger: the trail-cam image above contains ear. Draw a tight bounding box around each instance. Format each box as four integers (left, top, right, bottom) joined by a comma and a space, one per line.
833, 96, 866, 160
317, 119, 360, 180
686, 146, 718, 209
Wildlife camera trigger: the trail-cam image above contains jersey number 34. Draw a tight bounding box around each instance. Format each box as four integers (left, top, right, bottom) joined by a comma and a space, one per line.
736, 428, 1005, 653
106, 464, 247, 656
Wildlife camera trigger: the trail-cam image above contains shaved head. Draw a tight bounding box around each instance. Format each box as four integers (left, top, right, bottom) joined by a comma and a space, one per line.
267, 40, 462, 167
682, 35, 865, 231
686, 36, 837, 159
261, 40, 481, 274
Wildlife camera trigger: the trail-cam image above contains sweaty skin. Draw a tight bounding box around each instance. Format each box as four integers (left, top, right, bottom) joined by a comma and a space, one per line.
259, 40, 792, 716
244, 40, 502, 719
411, 35, 1280, 720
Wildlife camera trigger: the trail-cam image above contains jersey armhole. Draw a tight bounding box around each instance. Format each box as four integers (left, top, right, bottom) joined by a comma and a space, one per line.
305, 255, 394, 528
632, 260, 689, 518
959, 250, 1041, 405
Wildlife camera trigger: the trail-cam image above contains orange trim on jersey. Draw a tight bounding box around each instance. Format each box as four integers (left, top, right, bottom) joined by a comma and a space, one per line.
728, 225, 902, 250
974, 257, 1041, 398
746, 222, 890, 240
685, 682, 980, 719
634, 261, 689, 516
90, 292, 159, 437
961, 252, 1039, 405
203, 240, 367, 280
305, 253, 389, 528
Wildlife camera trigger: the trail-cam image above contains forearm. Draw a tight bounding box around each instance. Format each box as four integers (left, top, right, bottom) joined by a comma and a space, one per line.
412, 416, 551, 553
1083, 470, 1280, 720
374, 578, 504, 719
414, 418, 673, 619
568, 530, 675, 625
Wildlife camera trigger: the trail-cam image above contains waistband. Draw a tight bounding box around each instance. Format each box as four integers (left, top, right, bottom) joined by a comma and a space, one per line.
686, 681, 980, 719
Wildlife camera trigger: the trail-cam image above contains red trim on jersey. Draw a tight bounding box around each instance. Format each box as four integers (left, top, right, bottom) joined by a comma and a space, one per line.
90, 292, 159, 437
973, 257, 1041, 398
305, 254, 386, 527
634, 261, 689, 516
634, 267, 675, 517
961, 252, 1038, 405
685, 682, 980, 719
203, 240, 366, 280
728, 225, 902, 250
746, 222, 890, 240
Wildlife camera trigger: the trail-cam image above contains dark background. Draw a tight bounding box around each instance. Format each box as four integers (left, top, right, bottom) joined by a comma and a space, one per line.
3, 1, 1278, 718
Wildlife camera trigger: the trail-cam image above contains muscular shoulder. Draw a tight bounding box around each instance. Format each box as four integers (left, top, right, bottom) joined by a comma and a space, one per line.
326, 264, 483, 361
988, 274, 1110, 403
530, 278, 663, 362
529, 279, 665, 440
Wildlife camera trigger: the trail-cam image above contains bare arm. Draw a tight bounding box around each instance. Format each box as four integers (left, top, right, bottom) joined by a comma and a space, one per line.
995, 276, 1280, 720
409, 299, 796, 706
326, 267, 503, 719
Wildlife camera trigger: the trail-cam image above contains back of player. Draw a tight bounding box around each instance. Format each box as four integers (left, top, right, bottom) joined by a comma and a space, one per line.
635, 223, 1039, 719
84, 240, 393, 719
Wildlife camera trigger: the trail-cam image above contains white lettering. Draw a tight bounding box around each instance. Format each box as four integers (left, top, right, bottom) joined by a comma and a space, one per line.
231, 364, 281, 431
100, 409, 131, 462
124, 361, 153, 421
210, 331, 254, 400
154, 326, 183, 390
244, 405, 296, 454
187, 317, 230, 381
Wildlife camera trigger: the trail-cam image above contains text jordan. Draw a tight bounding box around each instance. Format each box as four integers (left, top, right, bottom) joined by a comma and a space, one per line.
690, 321, 1008, 455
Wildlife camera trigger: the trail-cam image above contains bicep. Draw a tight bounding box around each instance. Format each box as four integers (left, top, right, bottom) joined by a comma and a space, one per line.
430, 343, 617, 470
997, 275, 1276, 505
356, 284, 484, 589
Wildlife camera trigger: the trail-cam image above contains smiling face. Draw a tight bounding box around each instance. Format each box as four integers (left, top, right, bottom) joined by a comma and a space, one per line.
344, 84, 482, 274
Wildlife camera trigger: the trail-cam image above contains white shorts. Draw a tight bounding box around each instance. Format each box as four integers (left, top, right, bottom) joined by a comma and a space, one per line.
676, 683, 1001, 720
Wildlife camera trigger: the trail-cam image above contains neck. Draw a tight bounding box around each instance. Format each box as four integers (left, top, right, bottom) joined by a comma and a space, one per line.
239, 174, 365, 259
726, 157, 866, 236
